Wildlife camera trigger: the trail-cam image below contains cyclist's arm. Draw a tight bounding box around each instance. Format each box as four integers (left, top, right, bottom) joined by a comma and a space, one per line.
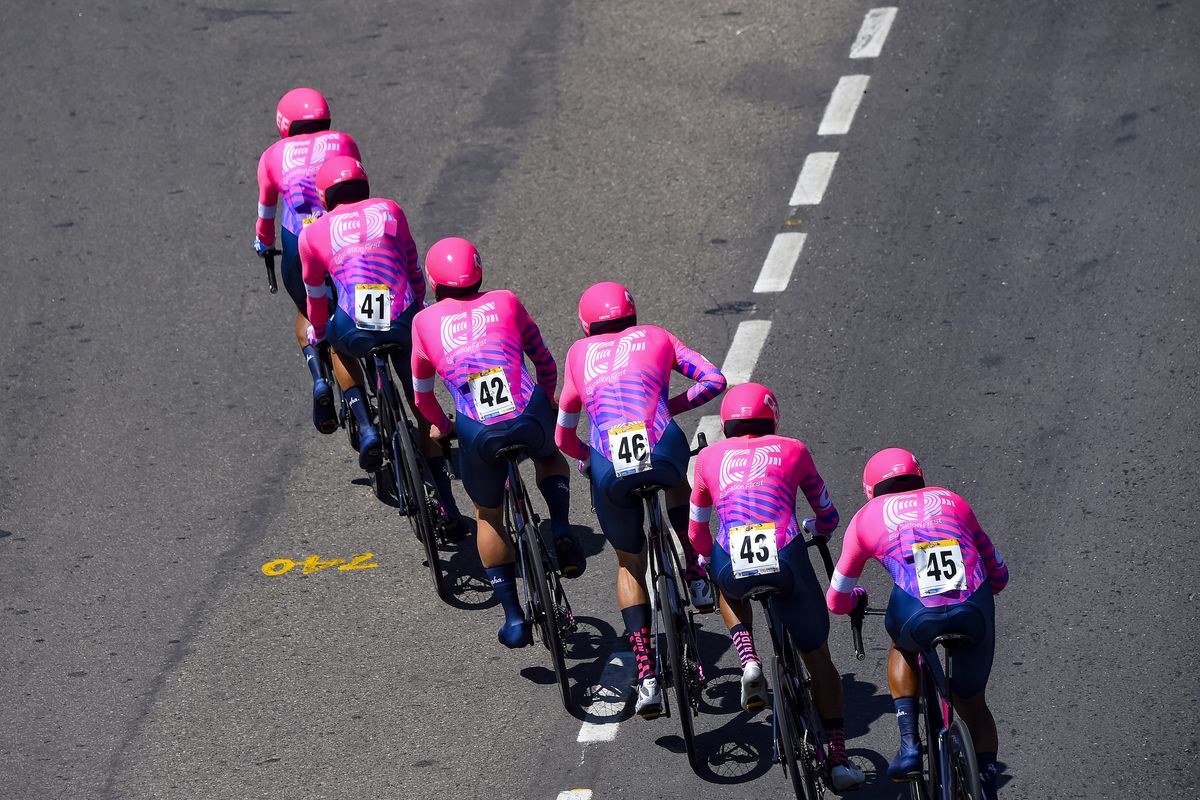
554, 360, 589, 461
667, 333, 726, 415
410, 323, 451, 431
394, 205, 424, 307
255, 150, 278, 246
514, 297, 557, 397
299, 231, 330, 338
965, 503, 1009, 594
826, 515, 873, 615
795, 445, 839, 536
687, 454, 715, 558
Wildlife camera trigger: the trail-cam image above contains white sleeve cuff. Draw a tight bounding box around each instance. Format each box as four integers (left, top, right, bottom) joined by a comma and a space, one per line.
413, 376, 436, 393
303, 283, 326, 298
557, 409, 580, 428
829, 569, 858, 594
689, 503, 712, 523
257, 203, 276, 219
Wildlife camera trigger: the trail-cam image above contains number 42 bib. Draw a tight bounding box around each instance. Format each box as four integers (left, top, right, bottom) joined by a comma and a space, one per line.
468, 367, 516, 419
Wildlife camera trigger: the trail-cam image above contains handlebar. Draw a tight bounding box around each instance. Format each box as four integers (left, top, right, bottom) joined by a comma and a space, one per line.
848, 591, 884, 661
259, 248, 282, 294
805, 535, 835, 580
689, 431, 708, 457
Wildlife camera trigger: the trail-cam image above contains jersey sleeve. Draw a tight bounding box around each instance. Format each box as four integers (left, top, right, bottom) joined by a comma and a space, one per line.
255, 149, 278, 245
554, 351, 589, 461
394, 204, 424, 307
299, 229, 330, 338
795, 444, 839, 535
963, 500, 1009, 594
687, 452, 716, 559
514, 296, 557, 397
827, 514, 873, 615
666, 332, 726, 415
410, 317, 451, 431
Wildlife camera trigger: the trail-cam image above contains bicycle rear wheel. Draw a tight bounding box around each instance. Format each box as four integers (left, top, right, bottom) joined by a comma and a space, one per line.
913, 672, 943, 800
524, 520, 572, 712
788, 645, 828, 800
946, 718, 982, 800
397, 421, 445, 600
657, 569, 698, 768
772, 655, 819, 800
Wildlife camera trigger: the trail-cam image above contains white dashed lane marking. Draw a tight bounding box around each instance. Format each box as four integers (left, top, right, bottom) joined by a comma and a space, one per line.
818, 75, 870, 136
556, 791, 593, 800
850, 7, 899, 59
753, 232, 808, 293
789, 152, 840, 206
576, 651, 635, 743
720, 320, 772, 385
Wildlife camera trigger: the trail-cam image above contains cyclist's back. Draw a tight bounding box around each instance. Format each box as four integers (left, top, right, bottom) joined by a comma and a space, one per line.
257, 129, 360, 246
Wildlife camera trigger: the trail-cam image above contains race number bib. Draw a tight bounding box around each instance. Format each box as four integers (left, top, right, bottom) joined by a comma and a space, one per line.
912, 539, 967, 597
608, 422, 651, 477
354, 283, 391, 331
728, 523, 780, 578
468, 367, 516, 419
302, 214, 320, 227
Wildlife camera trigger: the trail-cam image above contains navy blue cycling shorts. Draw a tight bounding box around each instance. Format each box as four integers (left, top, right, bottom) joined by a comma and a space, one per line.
325, 302, 417, 390
710, 537, 830, 653
455, 387, 558, 508
280, 227, 333, 317
885, 584, 996, 698
588, 421, 688, 554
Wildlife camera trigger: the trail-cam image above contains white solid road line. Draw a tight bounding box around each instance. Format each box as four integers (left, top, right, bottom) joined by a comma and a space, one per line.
556, 791, 593, 800
850, 7, 898, 59
753, 232, 808, 293
576, 651, 635, 743
721, 320, 772, 386
818, 75, 870, 136
788, 152, 839, 206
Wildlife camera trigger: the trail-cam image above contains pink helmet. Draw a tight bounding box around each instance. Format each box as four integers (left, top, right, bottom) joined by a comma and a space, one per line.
276, 87, 330, 138
720, 382, 780, 427
426, 237, 483, 293
316, 156, 368, 209
862, 447, 924, 500
578, 281, 636, 335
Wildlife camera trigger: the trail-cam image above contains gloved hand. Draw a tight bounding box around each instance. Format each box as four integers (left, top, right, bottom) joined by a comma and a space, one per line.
851, 586, 869, 611
254, 238, 269, 257
577, 458, 591, 480
305, 325, 324, 346
803, 516, 836, 541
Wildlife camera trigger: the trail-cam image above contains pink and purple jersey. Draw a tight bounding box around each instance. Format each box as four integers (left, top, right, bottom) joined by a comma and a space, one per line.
410, 290, 558, 431
555, 325, 725, 461
688, 434, 839, 559
827, 487, 1009, 614
255, 131, 361, 242
298, 198, 424, 339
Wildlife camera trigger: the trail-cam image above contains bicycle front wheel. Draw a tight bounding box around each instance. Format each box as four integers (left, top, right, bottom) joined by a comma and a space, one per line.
524, 521, 572, 712
657, 570, 698, 768
397, 423, 445, 601
772, 655, 819, 800
946, 718, 982, 800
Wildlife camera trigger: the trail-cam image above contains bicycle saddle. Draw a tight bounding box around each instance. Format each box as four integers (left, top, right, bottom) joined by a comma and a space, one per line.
930, 632, 974, 650
742, 585, 781, 602
368, 343, 404, 356
495, 444, 529, 461
629, 483, 670, 498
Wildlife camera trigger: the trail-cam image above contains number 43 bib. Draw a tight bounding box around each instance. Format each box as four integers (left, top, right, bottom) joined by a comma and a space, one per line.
608, 422, 652, 477
468, 367, 516, 419
729, 523, 780, 578
912, 539, 967, 597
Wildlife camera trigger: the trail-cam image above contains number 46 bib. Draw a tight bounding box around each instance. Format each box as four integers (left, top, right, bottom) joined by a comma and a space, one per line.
608, 422, 651, 477
729, 523, 780, 578
912, 539, 967, 597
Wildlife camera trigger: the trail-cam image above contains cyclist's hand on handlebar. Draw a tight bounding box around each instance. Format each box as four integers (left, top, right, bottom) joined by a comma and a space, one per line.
305, 325, 324, 346
577, 457, 591, 480
802, 516, 827, 540
430, 418, 455, 441
254, 238, 269, 257
851, 587, 869, 611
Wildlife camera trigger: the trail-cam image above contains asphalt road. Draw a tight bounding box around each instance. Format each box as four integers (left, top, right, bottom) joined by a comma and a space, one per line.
2, 1, 1197, 799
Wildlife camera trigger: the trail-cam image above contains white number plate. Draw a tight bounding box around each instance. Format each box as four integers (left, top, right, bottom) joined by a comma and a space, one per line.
729, 523, 780, 578
912, 539, 967, 597
608, 421, 651, 477
354, 283, 391, 331
468, 367, 516, 419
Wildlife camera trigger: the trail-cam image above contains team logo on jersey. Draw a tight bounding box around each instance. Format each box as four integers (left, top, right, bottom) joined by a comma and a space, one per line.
718, 444, 783, 488
282, 134, 342, 172
583, 330, 646, 383
439, 301, 500, 353
881, 488, 953, 531
329, 201, 393, 252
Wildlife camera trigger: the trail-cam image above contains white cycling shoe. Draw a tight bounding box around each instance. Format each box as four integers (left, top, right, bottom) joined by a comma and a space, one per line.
634, 677, 663, 719
687, 576, 715, 613
740, 661, 768, 711
829, 761, 866, 793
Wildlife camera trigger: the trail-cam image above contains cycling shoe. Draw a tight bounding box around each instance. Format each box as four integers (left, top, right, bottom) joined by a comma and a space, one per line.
312, 378, 337, 435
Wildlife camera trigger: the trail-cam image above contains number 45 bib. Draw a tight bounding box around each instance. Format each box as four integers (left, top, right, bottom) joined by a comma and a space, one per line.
912, 539, 967, 597
729, 523, 780, 578
608, 422, 652, 477
468, 367, 516, 419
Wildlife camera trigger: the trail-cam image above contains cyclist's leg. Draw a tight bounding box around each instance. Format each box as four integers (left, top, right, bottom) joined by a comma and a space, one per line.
325, 309, 382, 470
946, 587, 1000, 798
523, 388, 584, 576
280, 229, 338, 433
709, 546, 767, 711
884, 585, 930, 780
655, 422, 713, 609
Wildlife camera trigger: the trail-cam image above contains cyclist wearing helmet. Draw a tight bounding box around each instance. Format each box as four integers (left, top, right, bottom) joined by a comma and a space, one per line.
299, 158, 461, 527
410, 237, 585, 648
828, 448, 1009, 799
254, 87, 366, 434
555, 281, 725, 719
688, 382, 864, 792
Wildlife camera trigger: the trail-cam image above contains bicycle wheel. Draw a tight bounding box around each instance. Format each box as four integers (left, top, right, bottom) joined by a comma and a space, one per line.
946, 718, 982, 800
788, 648, 828, 800
657, 568, 698, 768
397, 420, 445, 600
914, 673, 943, 800
772, 654, 819, 800
524, 520, 572, 712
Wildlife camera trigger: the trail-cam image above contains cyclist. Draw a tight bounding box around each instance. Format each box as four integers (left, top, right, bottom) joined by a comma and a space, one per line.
688, 382, 864, 791
298, 158, 461, 527
555, 281, 725, 719
827, 448, 1009, 800
410, 237, 586, 647
254, 87, 366, 434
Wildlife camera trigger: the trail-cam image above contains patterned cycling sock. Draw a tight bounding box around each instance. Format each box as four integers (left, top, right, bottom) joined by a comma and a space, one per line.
537, 474, 571, 539
977, 752, 999, 800
894, 696, 919, 749
301, 345, 323, 383
729, 624, 761, 668
427, 456, 460, 517
484, 563, 524, 626
621, 604, 655, 680
344, 387, 372, 429
823, 718, 849, 764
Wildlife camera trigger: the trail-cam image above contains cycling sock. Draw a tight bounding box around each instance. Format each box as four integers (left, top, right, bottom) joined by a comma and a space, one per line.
537, 474, 571, 539
621, 604, 655, 680
823, 718, 849, 762
977, 752, 999, 799
485, 563, 524, 626
427, 456, 460, 517
301, 345, 323, 383
894, 696, 919, 749
729, 624, 761, 668
344, 387, 372, 429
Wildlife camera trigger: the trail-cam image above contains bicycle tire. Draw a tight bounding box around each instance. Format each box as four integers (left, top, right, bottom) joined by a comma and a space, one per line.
917, 672, 943, 800
657, 569, 698, 768
524, 520, 572, 712
947, 718, 982, 800
772, 654, 818, 800
397, 420, 445, 600
788, 642, 828, 800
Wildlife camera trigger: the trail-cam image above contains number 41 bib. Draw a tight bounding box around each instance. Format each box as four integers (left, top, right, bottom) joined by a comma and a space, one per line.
912, 539, 967, 597
354, 283, 392, 331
